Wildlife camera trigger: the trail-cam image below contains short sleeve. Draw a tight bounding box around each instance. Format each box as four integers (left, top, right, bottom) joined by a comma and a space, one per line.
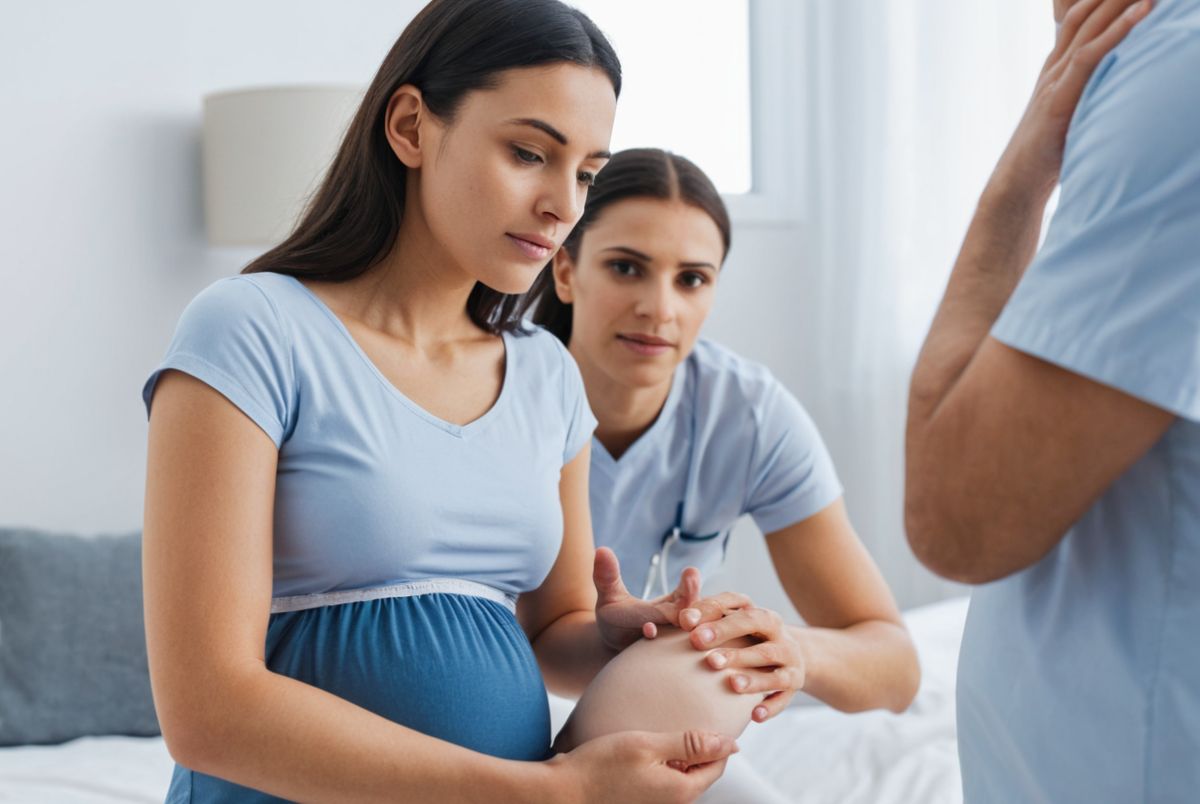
142, 277, 295, 446
552, 336, 597, 465
991, 30, 1200, 420
744, 379, 843, 535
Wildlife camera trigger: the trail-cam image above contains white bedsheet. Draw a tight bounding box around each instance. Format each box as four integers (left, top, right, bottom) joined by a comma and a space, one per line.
0, 734, 174, 803
726, 595, 967, 803
0, 596, 968, 803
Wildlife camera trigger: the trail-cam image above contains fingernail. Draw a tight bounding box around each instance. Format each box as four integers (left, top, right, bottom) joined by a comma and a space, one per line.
754, 706, 768, 720
703, 735, 719, 753
708, 651, 727, 669
682, 608, 700, 625
733, 675, 748, 691
698, 627, 714, 643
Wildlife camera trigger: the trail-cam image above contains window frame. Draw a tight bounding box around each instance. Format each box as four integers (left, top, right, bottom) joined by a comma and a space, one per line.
724, 0, 806, 227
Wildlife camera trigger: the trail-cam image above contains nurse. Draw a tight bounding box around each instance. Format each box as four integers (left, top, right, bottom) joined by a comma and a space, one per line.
906, 1, 1200, 800
142, 3, 735, 802
526, 148, 920, 719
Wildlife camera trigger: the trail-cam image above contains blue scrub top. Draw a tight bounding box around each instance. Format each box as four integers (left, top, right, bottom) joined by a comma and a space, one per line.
588, 339, 843, 597
960, 2, 1200, 801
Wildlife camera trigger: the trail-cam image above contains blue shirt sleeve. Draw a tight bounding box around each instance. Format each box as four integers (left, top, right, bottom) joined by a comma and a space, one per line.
743, 378, 843, 535
551, 335, 597, 465
142, 277, 296, 446
991, 29, 1200, 420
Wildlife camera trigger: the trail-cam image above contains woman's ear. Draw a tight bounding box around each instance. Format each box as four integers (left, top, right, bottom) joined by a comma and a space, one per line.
384, 84, 427, 168
552, 248, 576, 304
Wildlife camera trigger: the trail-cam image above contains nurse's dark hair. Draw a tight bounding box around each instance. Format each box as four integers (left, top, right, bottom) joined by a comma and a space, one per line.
241, 0, 621, 335
521, 148, 731, 344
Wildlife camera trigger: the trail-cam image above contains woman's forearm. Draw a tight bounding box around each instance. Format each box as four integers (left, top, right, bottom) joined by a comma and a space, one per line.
908, 173, 1048, 423
909, 0, 1150, 421
792, 620, 920, 714
904, 175, 1051, 568
160, 664, 561, 803
530, 609, 617, 698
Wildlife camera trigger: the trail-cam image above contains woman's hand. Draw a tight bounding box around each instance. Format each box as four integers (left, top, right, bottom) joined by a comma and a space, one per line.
994, 0, 1151, 201
682, 603, 806, 723
548, 729, 738, 804
592, 546, 699, 651
592, 547, 751, 651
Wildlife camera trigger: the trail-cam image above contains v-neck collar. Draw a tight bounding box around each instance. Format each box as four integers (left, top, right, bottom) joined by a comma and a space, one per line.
591, 358, 690, 474
285, 274, 511, 438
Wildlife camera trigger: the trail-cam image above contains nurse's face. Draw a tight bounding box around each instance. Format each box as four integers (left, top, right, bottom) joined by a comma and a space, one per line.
553, 197, 724, 391
390, 64, 616, 294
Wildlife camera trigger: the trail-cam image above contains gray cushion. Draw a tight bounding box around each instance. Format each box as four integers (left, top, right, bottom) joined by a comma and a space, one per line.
0, 528, 159, 745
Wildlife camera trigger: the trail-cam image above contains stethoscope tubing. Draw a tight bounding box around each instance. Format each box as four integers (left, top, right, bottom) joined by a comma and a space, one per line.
641, 527, 681, 600
641, 362, 702, 600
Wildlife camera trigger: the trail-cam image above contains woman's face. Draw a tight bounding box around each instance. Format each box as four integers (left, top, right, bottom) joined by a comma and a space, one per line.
406, 64, 617, 295
554, 197, 725, 392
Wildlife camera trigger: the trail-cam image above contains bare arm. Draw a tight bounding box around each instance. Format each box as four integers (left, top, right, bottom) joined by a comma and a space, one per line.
521, 445, 719, 699
769, 500, 917, 713
904, 0, 1172, 584
518, 444, 614, 698
144, 371, 552, 802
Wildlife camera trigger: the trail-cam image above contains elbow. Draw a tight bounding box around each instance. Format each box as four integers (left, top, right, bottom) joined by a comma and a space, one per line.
151, 671, 257, 776
821, 623, 922, 715
157, 710, 217, 773
874, 623, 921, 714
907, 484, 1071, 585
905, 434, 1000, 584
156, 692, 235, 776
904, 497, 1004, 585
888, 637, 922, 714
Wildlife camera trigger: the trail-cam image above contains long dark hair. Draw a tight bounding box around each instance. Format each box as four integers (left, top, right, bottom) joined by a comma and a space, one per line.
522, 147, 731, 344
242, 0, 621, 334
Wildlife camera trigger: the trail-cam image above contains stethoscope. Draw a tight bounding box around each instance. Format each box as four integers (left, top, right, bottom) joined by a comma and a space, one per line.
640, 501, 722, 599
639, 363, 722, 599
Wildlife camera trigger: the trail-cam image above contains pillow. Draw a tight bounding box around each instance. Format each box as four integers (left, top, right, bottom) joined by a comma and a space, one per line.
0, 528, 159, 745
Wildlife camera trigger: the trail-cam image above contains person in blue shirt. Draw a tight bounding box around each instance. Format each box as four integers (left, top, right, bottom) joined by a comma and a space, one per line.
525, 148, 921, 724
905, 0, 1200, 800
141, 2, 739, 801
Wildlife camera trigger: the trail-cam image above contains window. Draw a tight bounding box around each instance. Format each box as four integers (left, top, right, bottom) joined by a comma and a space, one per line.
571, 0, 801, 222
572, 0, 752, 194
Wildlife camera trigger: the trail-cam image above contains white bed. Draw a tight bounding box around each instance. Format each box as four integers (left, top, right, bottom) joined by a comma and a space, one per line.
0, 596, 968, 804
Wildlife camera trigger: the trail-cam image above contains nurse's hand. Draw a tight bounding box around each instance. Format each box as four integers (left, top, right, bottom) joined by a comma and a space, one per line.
684, 604, 806, 722
993, 0, 1151, 201
592, 547, 752, 651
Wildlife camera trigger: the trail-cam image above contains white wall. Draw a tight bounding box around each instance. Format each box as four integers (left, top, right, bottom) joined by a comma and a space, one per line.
0, 1, 425, 534
0, 1, 959, 611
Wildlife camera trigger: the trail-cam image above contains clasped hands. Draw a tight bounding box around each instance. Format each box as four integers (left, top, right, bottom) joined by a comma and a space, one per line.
592, 546, 803, 723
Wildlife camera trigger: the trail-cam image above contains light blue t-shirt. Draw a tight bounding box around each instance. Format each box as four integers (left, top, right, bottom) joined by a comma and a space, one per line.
143, 273, 596, 599
960, 3, 1200, 801
590, 339, 843, 597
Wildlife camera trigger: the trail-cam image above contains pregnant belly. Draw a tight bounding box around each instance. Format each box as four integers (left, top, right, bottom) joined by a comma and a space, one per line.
266, 591, 551, 761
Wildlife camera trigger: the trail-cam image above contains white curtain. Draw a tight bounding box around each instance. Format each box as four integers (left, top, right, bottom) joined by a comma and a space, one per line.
799, 0, 1055, 607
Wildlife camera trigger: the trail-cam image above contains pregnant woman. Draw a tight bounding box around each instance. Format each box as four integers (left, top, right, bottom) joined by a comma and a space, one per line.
525, 148, 921, 726
142, 3, 735, 802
